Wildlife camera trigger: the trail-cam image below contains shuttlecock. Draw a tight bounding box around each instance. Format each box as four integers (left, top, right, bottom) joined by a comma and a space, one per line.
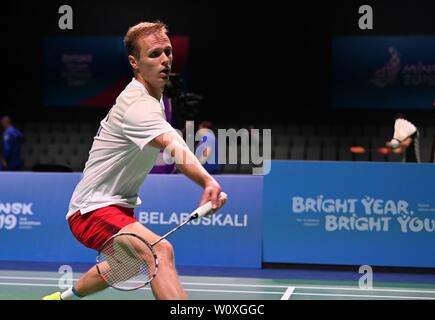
389, 118, 416, 149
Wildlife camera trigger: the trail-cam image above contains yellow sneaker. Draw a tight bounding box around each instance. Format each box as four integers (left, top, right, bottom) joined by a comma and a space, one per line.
42, 292, 62, 300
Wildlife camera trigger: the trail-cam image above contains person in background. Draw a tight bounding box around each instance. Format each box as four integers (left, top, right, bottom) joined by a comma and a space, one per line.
385, 114, 421, 163
196, 121, 220, 174
1, 115, 23, 171
149, 92, 177, 174
431, 136, 435, 163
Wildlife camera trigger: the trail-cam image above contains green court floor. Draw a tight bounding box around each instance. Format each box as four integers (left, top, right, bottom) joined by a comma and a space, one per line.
1, 270, 435, 300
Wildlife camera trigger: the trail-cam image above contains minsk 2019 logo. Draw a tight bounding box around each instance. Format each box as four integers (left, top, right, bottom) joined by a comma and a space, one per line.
0, 202, 42, 230
371, 46, 435, 88
371, 47, 402, 88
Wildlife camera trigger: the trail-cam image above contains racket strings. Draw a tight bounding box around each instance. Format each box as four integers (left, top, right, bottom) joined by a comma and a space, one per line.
97, 234, 156, 290
103, 241, 152, 286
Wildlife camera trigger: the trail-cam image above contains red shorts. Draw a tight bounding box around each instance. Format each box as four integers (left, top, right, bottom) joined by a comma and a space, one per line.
68, 205, 137, 251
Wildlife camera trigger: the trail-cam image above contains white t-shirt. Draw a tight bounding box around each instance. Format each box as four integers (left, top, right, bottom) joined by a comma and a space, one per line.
66, 78, 176, 220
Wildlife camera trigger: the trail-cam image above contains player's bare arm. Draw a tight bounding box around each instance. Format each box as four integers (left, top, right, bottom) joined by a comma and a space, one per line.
149, 130, 225, 210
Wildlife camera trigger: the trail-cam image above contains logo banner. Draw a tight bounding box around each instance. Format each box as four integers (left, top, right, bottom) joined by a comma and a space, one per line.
333, 36, 435, 109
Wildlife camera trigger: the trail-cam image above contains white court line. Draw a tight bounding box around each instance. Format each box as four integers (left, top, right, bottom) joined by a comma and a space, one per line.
0, 282, 282, 295
181, 282, 290, 288
282, 285, 435, 294
1, 281, 434, 299
2, 276, 435, 296
182, 283, 435, 294
0, 276, 289, 288
0, 276, 64, 281
0, 282, 60, 288
292, 292, 435, 300
1, 276, 435, 294
168, 288, 282, 295
281, 286, 295, 300
0, 276, 289, 291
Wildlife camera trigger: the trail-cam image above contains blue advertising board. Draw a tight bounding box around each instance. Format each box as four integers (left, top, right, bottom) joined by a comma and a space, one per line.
263, 161, 435, 268
0, 173, 262, 268
136, 174, 262, 267
333, 36, 435, 109
3, 162, 435, 268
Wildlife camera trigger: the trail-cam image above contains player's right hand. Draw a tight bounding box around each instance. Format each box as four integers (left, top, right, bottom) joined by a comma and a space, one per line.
199, 180, 226, 214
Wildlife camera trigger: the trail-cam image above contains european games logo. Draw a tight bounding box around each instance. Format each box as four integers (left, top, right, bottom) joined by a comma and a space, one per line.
371, 46, 435, 88
0, 202, 42, 230
371, 47, 401, 88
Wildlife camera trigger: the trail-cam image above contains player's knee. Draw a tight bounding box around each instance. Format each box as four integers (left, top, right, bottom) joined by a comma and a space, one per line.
154, 240, 175, 263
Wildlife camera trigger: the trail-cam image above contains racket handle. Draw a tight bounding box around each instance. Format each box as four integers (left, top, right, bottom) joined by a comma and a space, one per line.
390, 138, 401, 149
191, 192, 228, 219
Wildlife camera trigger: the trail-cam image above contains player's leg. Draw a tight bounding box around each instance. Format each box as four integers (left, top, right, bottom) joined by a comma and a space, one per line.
42, 206, 186, 300
42, 206, 136, 300
42, 265, 109, 300
119, 222, 188, 300
73, 236, 149, 296
72, 265, 109, 296
42, 264, 107, 300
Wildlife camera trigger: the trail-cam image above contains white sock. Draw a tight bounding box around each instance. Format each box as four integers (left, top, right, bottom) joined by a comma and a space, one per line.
60, 287, 84, 300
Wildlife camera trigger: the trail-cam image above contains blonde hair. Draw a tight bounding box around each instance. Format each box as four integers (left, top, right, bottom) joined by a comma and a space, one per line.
124, 21, 168, 58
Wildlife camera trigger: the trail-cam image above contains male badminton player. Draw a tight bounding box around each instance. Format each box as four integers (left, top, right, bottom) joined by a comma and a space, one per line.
385, 116, 421, 163
42, 21, 225, 300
